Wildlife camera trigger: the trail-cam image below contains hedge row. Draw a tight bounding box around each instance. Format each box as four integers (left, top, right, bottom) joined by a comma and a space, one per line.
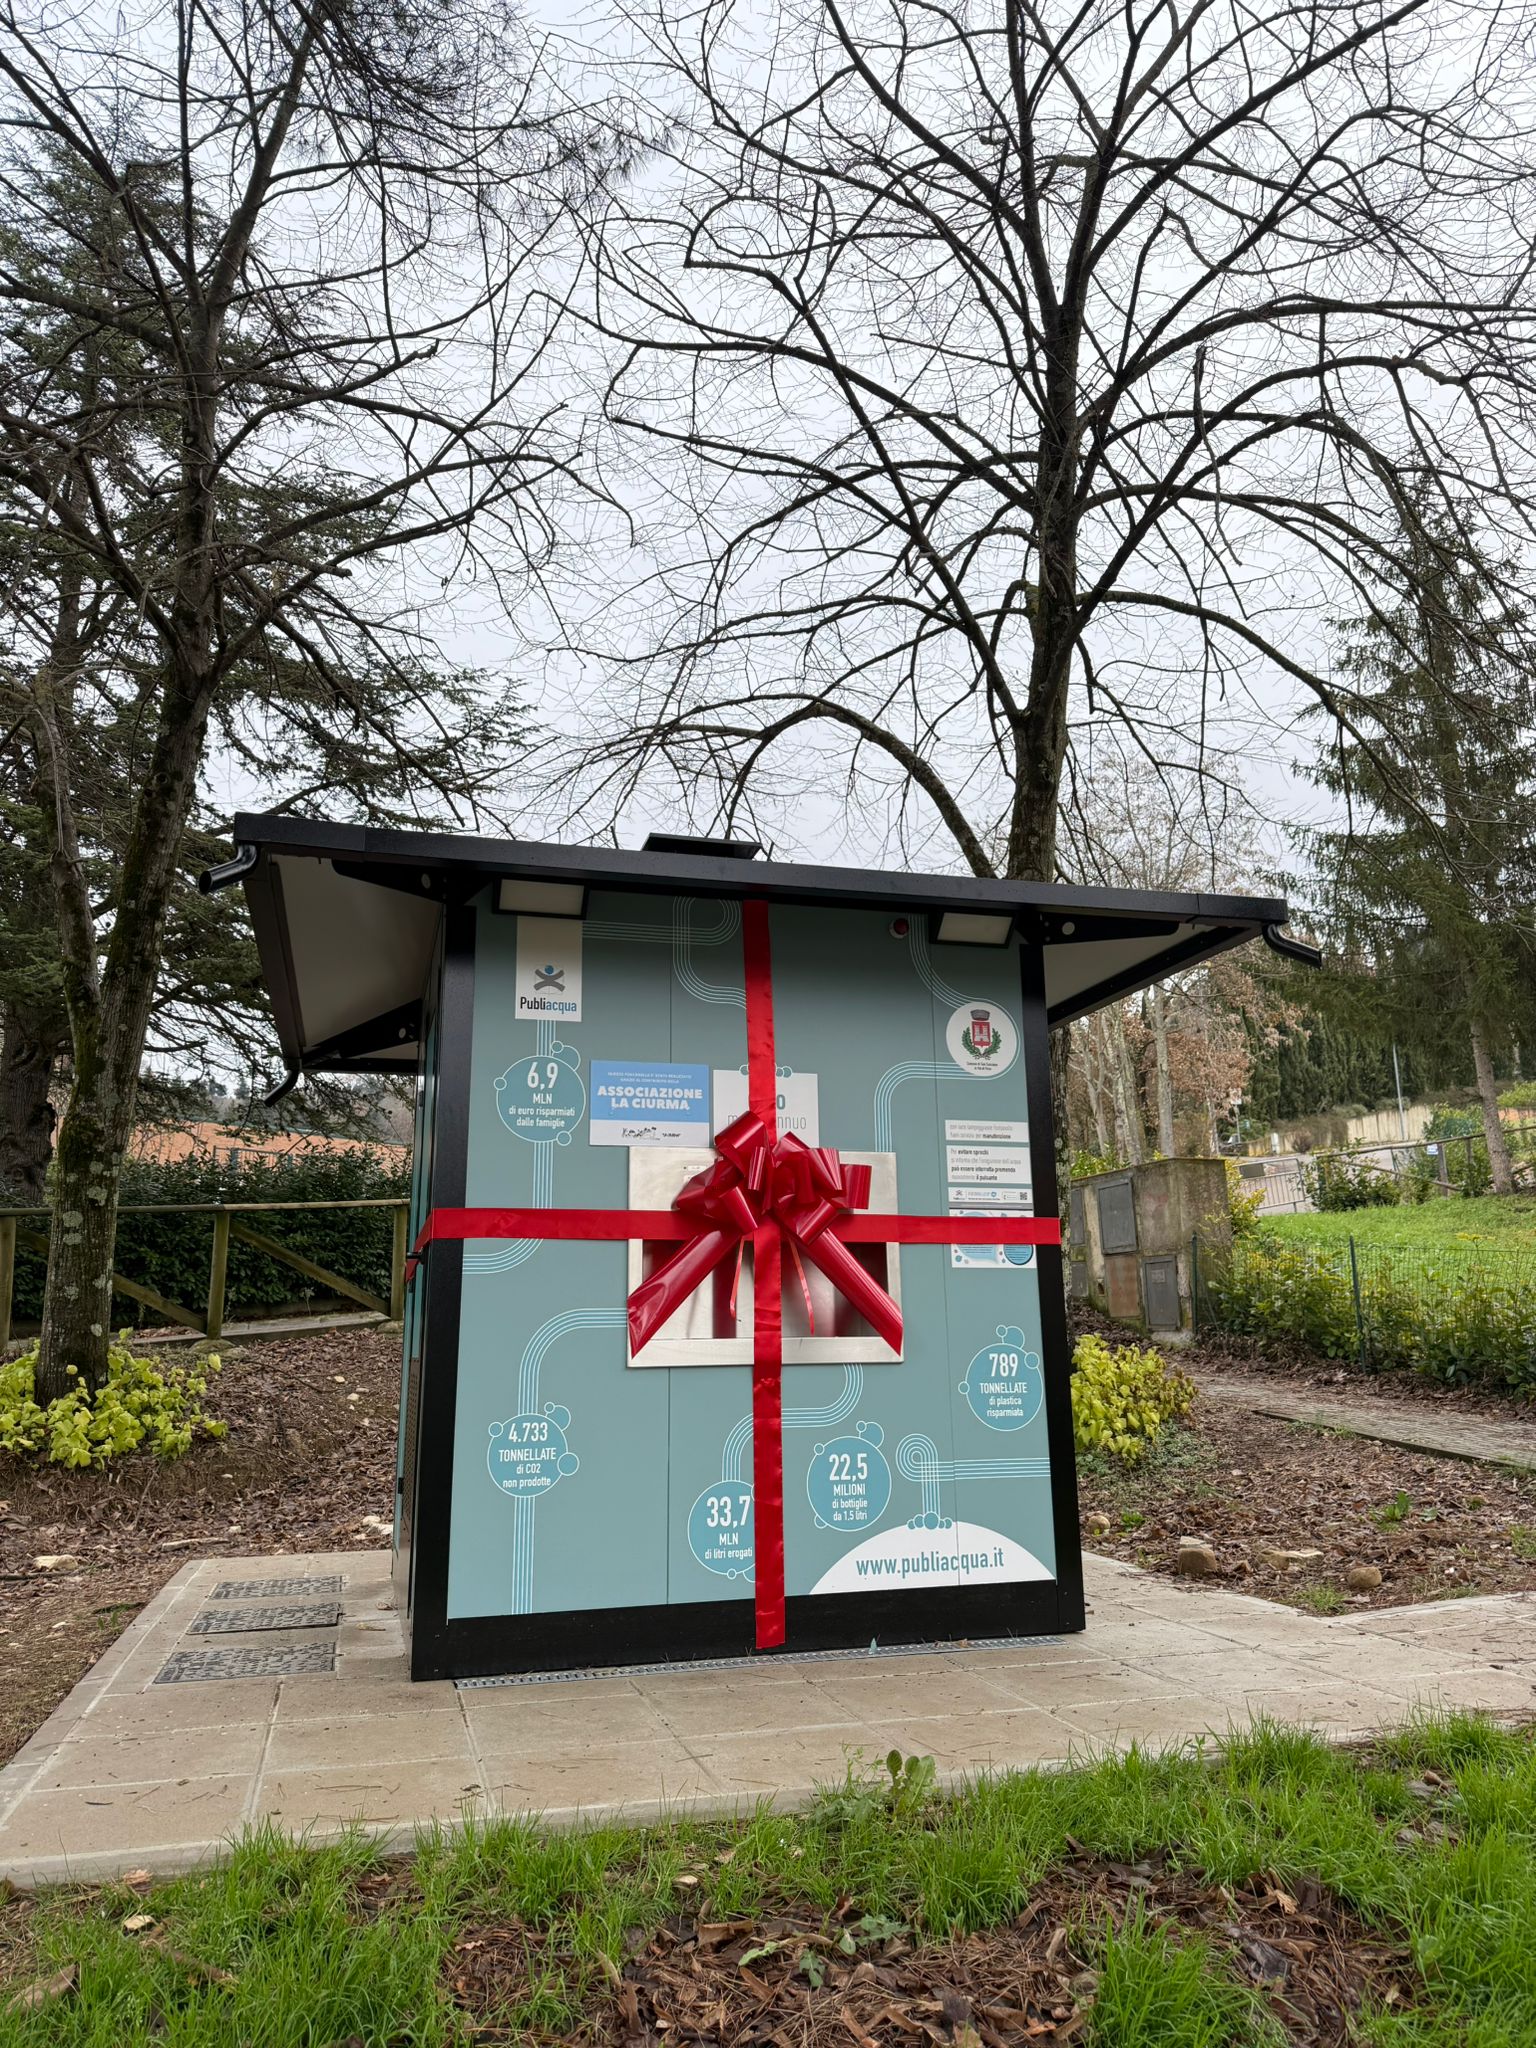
8, 1147, 410, 1331
1201, 1230, 1536, 1388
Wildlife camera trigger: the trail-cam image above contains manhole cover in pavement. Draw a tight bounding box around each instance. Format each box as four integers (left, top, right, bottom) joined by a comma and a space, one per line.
210, 1576, 345, 1600
155, 1642, 336, 1683
187, 1603, 342, 1634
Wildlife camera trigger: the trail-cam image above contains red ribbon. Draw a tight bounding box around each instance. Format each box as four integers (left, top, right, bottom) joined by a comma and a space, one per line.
408, 895, 1061, 1650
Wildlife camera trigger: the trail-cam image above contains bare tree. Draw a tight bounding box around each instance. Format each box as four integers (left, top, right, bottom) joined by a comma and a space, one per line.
0, 0, 614, 1394
1060, 754, 1298, 1156
555, 0, 1536, 885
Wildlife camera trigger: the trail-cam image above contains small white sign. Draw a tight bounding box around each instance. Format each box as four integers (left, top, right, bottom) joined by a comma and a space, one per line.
713, 1068, 820, 1144
944, 1001, 1018, 1077
947, 1184, 1034, 1208
514, 916, 583, 1022
945, 1143, 1031, 1184
945, 1119, 1029, 1145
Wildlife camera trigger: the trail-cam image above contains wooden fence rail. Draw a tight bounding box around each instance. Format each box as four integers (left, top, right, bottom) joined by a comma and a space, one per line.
0, 1199, 411, 1349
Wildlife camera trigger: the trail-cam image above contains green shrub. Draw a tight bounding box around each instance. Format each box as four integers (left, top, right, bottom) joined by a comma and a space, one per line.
1300, 1149, 1400, 1211
0, 1340, 226, 1467
1071, 1333, 1195, 1463
1424, 1103, 1483, 1141
1224, 1159, 1265, 1236
1442, 1135, 1493, 1198
1203, 1232, 1536, 1388
1204, 1234, 1361, 1359
1499, 1082, 1536, 1112
8, 1143, 408, 1330
1071, 1146, 1127, 1179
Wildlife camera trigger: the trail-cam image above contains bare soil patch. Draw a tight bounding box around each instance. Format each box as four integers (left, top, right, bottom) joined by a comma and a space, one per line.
1069, 1302, 1536, 1424
1187, 1323, 1536, 1424
1080, 1391, 1536, 1612
448, 1867, 1409, 2046
0, 1328, 398, 1765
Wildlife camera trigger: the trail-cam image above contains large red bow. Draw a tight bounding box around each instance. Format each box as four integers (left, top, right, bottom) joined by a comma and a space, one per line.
407, 895, 1061, 1652
628, 1114, 901, 1357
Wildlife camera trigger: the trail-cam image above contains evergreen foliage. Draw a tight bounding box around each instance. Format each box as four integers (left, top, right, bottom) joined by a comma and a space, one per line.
1243, 1013, 1451, 1125
1292, 502, 1536, 1188
6, 1146, 409, 1330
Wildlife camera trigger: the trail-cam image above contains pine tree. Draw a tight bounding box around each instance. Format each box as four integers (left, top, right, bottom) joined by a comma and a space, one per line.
1299, 508, 1536, 1191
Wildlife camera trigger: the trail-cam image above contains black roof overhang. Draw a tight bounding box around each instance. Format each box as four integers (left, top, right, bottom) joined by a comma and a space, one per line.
209, 812, 1310, 1083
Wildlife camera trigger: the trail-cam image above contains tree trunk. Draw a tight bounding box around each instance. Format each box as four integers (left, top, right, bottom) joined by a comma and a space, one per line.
1049, 1025, 1072, 1220
1082, 1021, 1112, 1157
0, 1017, 60, 1200
1150, 983, 1176, 1158
37, 660, 215, 1397
1469, 1018, 1515, 1195
1105, 1008, 1145, 1166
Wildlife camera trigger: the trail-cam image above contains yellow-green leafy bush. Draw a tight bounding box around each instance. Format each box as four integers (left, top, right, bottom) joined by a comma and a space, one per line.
0, 1340, 225, 1467
1071, 1332, 1195, 1463
1223, 1158, 1265, 1237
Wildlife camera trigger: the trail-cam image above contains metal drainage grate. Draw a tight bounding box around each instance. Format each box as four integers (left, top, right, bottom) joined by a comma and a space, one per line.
187, 1603, 342, 1635
458, 1636, 1063, 1690
210, 1575, 345, 1601
155, 1642, 336, 1683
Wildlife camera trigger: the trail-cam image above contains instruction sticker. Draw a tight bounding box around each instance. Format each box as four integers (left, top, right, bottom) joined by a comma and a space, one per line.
945, 1119, 1029, 1145
945, 1143, 1032, 1184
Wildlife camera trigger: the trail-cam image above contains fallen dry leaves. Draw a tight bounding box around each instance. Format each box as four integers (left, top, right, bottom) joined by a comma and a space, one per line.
1079, 1389, 1536, 1611
444, 1857, 1410, 2047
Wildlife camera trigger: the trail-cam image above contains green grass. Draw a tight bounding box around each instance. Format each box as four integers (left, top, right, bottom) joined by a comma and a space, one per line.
1268, 1196, 1536, 1248
3, 1716, 1536, 2045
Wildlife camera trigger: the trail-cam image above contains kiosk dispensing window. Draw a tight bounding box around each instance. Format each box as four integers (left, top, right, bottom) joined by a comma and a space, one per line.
217, 819, 1297, 1680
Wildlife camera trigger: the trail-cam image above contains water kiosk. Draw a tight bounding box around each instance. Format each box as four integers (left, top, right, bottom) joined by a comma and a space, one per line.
212, 817, 1294, 1679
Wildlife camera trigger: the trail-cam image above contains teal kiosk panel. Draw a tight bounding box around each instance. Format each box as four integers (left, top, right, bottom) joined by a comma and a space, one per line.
226, 816, 1294, 1678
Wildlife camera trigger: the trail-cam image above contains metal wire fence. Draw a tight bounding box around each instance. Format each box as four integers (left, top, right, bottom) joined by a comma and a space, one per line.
1191, 1229, 1536, 1387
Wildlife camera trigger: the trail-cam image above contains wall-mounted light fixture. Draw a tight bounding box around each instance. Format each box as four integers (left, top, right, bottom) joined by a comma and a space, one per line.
495, 878, 588, 917
932, 910, 1015, 946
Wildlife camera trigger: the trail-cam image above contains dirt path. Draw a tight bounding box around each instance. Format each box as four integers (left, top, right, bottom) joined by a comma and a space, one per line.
1192, 1371, 1536, 1473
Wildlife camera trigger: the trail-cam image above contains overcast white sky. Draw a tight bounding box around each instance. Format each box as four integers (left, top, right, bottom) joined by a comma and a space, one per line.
200, 0, 1344, 894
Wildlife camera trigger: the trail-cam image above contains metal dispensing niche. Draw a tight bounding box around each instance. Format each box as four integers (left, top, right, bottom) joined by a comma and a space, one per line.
214, 816, 1303, 1680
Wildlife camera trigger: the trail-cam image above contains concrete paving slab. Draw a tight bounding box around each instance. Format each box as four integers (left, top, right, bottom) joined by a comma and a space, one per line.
463, 1688, 678, 1748
808, 1665, 1021, 1721
863, 1709, 1079, 1767
1414, 1666, 1536, 1713
1003, 1663, 1195, 1709
626, 1681, 851, 1740
1048, 1693, 1237, 1747
1, 1776, 251, 1864
479, 1741, 721, 1813
1236, 1683, 1418, 1729
33, 1722, 271, 1792
254, 1760, 486, 1830
265, 1710, 477, 1772
5, 1548, 1536, 1887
